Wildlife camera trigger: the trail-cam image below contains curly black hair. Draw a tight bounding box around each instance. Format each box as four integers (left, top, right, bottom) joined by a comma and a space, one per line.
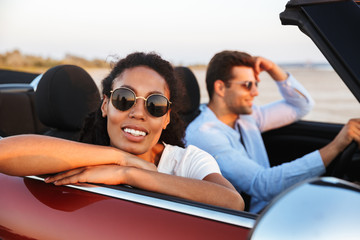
79, 52, 185, 148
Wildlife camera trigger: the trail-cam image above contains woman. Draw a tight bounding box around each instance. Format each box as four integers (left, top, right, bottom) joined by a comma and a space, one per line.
0, 52, 244, 211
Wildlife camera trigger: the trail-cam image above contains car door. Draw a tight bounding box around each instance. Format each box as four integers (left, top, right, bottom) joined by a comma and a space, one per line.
0, 174, 256, 239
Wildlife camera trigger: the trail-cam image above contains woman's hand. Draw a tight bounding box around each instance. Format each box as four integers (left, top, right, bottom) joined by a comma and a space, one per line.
117, 152, 157, 172
45, 165, 129, 185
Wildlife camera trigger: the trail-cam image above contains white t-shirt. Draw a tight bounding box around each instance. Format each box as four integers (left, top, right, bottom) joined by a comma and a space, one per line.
157, 144, 221, 180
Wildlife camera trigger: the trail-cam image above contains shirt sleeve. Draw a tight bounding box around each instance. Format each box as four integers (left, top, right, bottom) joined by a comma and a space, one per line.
187, 125, 325, 201
158, 144, 221, 180
253, 73, 315, 132
181, 145, 221, 180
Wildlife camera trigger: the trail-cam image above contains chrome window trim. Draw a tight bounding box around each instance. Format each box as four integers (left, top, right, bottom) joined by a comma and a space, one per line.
30, 74, 42, 91
26, 175, 256, 228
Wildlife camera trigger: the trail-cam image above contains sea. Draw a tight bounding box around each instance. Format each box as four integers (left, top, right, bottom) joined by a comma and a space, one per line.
88, 64, 359, 125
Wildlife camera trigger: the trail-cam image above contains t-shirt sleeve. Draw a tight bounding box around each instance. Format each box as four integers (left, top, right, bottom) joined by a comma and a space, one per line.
157, 144, 221, 180
180, 145, 221, 180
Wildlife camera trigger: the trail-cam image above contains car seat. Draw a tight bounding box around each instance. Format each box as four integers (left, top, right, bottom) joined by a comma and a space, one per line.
174, 66, 201, 128
0, 69, 48, 137
35, 65, 101, 140
0, 84, 48, 137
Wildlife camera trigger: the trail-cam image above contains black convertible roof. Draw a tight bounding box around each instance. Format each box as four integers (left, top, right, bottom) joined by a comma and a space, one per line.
280, 0, 360, 102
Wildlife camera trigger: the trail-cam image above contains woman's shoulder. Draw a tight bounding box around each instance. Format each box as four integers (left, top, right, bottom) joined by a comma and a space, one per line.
160, 144, 220, 179
164, 144, 213, 161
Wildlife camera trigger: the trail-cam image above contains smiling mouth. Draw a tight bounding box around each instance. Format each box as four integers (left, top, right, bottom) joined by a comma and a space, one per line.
123, 128, 147, 137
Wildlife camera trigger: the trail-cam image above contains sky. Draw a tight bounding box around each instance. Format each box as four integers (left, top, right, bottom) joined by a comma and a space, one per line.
0, 0, 328, 65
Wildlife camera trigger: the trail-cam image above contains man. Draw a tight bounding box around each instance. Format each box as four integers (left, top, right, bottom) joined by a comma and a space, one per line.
185, 50, 360, 213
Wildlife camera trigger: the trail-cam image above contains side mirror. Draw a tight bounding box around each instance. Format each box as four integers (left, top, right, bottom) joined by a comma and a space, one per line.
249, 177, 360, 239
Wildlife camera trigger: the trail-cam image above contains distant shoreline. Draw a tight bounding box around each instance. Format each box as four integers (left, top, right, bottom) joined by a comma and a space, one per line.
1, 49, 333, 74
0, 61, 333, 75
279, 62, 332, 70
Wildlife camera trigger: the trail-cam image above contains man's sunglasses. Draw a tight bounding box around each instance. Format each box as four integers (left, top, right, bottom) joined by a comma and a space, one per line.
229, 80, 258, 90
110, 87, 171, 117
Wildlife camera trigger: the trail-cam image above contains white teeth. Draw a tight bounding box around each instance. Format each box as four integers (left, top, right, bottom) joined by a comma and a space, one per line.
124, 128, 146, 137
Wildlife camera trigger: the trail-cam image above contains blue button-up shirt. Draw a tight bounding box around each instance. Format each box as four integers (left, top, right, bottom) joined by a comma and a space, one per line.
185, 74, 325, 213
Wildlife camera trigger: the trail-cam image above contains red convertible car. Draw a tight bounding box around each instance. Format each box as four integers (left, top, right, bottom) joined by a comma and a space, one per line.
1, 0, 360, 239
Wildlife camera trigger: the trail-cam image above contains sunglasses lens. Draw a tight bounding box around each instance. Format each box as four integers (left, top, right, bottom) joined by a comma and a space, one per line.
246, 81, 258, 90
146, 95, 169, 117
111, 88, 135, 111
246, 82, 252, 90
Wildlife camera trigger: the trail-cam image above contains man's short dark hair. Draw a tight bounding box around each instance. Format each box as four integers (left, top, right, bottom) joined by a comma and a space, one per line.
206, 50, 255, 100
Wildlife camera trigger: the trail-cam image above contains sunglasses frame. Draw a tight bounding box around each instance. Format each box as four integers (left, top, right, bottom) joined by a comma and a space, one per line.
229, 80, 259, 90
109, 87, 172, 117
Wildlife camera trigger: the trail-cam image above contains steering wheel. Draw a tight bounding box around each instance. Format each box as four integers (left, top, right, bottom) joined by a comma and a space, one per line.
331, 141, 357, 179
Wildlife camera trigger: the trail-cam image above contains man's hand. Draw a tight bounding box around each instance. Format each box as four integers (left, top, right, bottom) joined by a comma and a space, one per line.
320, 118, 360, 166
253, 56, 288, 82
332, 118, 360, 152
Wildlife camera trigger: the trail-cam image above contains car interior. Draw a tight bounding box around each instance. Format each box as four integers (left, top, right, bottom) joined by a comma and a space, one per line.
0, 70, 47, 137
2, 2, 360, 239
2, 1, 360, 208
0, 59, 359, 213
0, 65, 101, 140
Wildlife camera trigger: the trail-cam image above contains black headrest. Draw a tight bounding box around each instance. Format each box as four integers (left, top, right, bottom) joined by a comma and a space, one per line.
174, 66, 200, 126
35, 65, 101, 131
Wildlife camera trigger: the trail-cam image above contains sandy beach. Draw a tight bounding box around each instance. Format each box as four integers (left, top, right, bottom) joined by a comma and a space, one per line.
88, 66, 359, 125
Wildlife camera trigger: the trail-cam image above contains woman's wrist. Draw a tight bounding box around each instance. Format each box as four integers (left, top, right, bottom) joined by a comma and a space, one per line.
112, 148, 157, 171
122, 167, 141, 187
110, 147, 127, 166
